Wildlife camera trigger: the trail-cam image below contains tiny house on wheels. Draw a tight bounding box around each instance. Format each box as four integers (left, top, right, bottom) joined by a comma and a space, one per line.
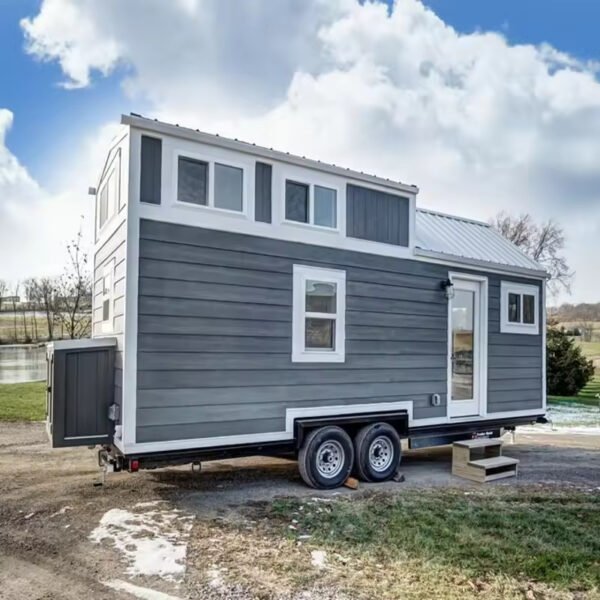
46, 114, 548, 489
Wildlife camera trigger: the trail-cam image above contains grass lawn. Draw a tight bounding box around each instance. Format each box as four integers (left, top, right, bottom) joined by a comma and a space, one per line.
263, 490, 600, 597
549, 374, 600, 407
0, 381, 46, 421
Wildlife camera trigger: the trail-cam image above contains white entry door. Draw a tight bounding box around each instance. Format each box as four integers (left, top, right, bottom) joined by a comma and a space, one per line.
448, 276, 487, 418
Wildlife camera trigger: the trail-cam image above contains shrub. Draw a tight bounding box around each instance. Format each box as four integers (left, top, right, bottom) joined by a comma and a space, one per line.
547, 326, 595, 396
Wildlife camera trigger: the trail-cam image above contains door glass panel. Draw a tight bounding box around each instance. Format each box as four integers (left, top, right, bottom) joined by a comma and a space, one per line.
451, 289, 474, 401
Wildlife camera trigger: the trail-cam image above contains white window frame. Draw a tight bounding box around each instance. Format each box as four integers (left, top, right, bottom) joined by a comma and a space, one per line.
500, 281, 539, 335
101, 261, 115, 333
173, 149, 249, 217
292, 265, 346, 363
283, 178, 340, 232
96, 151, 121, 235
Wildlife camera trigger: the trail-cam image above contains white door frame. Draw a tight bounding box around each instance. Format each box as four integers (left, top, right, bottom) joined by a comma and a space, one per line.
447, 272, 488, 418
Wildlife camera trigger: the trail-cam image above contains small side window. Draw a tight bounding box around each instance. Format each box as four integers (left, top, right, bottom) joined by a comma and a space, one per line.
284, 180, 338, 230
101, 262, 114, 332
292, 265, 346, 362
500, 282, 539, 335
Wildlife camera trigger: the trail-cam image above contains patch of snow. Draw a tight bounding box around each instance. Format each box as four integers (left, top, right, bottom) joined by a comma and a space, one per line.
50, 506, 72, 518
311, 550, 327, 569
518, 426, 600, 436
518, 402, 600, 435
24, 512, 35, 519
134, 500, 167, 508
103, 579, 184, 600
207, 565, 227, 591
90, 505, 194, 581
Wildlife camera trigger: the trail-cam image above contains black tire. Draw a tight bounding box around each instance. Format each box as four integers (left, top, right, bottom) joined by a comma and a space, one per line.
298, 426, 354, 489
354, 422, 401, 483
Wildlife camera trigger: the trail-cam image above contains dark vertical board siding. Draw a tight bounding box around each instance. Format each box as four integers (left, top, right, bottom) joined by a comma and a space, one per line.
136, 220, 543, 444
48, 347, 114, 447
254, 162, 272, 223
140, 135, 162, 205
346, 183, 409, 246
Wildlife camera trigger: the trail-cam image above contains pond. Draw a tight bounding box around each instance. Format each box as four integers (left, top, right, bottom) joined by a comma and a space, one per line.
0, 344, 46, 384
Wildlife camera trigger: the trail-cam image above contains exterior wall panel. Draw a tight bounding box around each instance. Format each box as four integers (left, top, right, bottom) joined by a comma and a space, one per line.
135, 219, 543, 444
93, 220, 127, 420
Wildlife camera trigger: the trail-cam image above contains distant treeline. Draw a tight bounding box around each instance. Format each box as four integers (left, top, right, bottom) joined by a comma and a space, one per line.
550, 302, 600, 322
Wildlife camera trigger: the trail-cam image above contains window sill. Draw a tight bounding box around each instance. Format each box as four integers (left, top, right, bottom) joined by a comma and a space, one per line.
292, 350, 345, 363
173, 200, 249, 219
282, 219, 340, 234
500, 322, 539, 335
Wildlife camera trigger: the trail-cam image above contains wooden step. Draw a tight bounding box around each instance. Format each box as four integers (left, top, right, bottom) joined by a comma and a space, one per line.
452, 439, 519, 483
469, 456, 519, 470
454, 438, 503, 449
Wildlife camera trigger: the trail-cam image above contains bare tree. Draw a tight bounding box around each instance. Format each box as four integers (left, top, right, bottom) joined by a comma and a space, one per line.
23, 278, 39, 341
55, 227, 92, 339
38, 277, 57, 341
0, 279, 7, 312
11, 282, 19, 342
490, 212, 573, 294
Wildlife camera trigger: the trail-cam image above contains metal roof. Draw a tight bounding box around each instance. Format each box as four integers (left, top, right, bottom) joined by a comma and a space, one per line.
415, 209, 547, 277
122, 113, 419, 196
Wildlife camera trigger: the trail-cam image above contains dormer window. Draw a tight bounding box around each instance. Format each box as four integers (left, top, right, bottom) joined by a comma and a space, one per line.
285, 180, 337, 229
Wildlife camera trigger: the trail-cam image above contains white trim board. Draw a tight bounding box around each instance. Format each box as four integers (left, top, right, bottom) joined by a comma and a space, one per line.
120, 403, 544, 455
447, 272, 488, 419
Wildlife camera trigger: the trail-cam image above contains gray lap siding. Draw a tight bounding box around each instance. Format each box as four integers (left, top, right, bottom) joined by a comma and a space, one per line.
135, 219, 543, 444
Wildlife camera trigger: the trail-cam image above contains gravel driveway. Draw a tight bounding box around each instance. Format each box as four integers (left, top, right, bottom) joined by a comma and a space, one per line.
0, 422, 598, 599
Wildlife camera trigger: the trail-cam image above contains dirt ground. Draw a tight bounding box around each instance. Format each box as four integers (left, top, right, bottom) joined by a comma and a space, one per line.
0, 422, 599, 600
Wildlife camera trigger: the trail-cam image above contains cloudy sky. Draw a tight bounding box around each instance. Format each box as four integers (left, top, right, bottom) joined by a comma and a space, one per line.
1, 0, 599, 305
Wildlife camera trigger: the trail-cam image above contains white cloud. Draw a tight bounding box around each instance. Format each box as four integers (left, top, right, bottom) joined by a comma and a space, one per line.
0, 109, 116, 287
16, 0, 600, 302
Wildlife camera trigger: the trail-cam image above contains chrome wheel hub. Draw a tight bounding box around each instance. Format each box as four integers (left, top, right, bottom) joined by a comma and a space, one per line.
369, 436, 394, 472
316, 440, 345, 478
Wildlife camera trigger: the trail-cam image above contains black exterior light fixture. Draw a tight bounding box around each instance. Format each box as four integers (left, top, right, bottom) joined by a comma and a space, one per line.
441, 278, 455, 300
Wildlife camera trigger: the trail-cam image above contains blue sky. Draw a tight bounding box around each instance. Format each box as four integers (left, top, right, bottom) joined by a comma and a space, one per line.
3, 0, 599, 182
0, 0, 128, 184
0, 0, 599, 302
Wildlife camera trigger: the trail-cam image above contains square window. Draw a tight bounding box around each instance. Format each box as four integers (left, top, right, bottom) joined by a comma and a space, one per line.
523, 294, 535, 324
314, 186, 337, 228
508, 293, 520, 323
285, 181, 309, 223
305, 318, 335, 349
178, 157, 208, 205
306, 281, 336, 313
214, 163, 243, 211
500, 282, 539, 335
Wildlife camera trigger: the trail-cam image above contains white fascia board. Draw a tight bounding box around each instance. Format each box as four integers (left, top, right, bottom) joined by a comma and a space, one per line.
121, 114, 419, 197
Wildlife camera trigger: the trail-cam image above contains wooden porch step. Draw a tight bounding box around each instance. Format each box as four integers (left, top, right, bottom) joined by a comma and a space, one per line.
469, 456, 519, 470
454, 438, 503, 449
452, 438, 519, 483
